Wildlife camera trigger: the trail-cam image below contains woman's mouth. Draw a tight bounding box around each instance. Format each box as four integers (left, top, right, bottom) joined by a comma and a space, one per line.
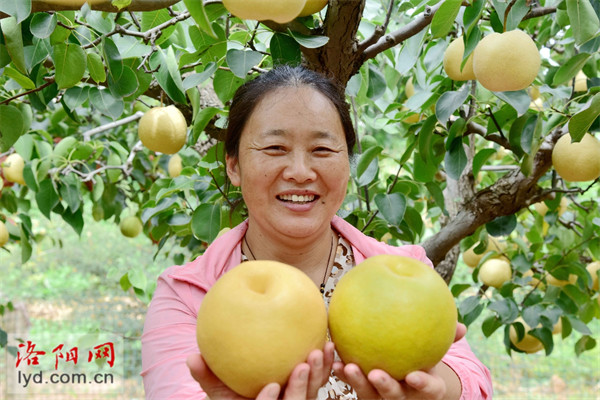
277, 194, 317, 204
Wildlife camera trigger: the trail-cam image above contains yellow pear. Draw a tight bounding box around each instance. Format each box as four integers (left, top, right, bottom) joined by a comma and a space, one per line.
473, 30, 540, 92
405, 76, 415, 99
478, 258, 512, 288
546, 272, 577, 287
443, 36, 476, 81
297, 0, 327, 17
2, 153, 26, 185
328, 255, 457, 380
0, 220, 9, 247
509, 318, 544, 353
533, 196, 568, 217
462, 236, 505, 268
552, 133, 600, 182
138, 105, 187, 154
222, 0, 307, 23
586, 261, 600, 291
574, 70, 587, 92
196, 260, 327, 398
119, 216, 143, 238
167, 154, 183, 178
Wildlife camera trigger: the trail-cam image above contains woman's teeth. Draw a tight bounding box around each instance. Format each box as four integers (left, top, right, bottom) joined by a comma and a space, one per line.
279, 194, 315, 203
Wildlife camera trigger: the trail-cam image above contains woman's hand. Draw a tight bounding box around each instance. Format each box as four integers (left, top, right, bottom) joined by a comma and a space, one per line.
332, 323, 466, 400
186, 341, 335, 400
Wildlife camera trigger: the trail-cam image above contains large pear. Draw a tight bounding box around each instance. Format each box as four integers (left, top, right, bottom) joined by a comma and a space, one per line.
473, 30, 540, 92
222, 0, 307, 23
196, 260, 327, 398
328, 255, 457, 380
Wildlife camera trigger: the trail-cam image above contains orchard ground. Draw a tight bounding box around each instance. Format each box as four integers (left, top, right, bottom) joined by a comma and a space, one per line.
0, 209, 598, 399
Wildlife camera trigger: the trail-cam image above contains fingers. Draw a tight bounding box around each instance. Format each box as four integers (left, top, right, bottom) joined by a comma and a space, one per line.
333, 363, 381, 399
306, 342, 335, 397
404, 370, 446, 399
455, 322, 467, 342
281, 363, 310, 400
186, 353, 212, 384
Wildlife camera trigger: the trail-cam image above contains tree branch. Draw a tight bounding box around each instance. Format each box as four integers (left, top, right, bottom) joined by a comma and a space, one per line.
423, 125, 566, 266
358, 0, 395, 51
362, 1, 443, 61
523, 6, 557, 20
82, 111, 145, 142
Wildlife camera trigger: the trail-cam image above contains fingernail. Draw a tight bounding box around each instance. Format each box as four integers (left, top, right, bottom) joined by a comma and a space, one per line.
268, 385, 280, 397
410, 375, 423, 387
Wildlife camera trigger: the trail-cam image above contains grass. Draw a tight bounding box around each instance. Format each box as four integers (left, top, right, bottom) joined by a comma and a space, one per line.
1, 210, 599, 399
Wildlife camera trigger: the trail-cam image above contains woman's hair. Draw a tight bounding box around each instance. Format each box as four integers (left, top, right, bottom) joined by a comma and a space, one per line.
225, 65, 356, 157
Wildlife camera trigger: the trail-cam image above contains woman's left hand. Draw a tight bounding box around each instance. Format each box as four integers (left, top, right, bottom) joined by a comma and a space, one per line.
332, 323, 466, 400
187, 341, 335, 400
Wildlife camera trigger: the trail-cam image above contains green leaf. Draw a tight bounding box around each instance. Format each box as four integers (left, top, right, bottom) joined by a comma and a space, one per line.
63, 86, 90, 110
53, 43, 86, 89
30, 13, 56, 39
184, 0, 217, 38
504, 0, 531, 32
356, 146, 382, 180
141, 197, 178, 224
463, 0, 485, 32
488, 298, 519, 323
3, 66, 33, 89
192, 203, 221, 242
444, 137, 467, 181
552, 53, 591, 86
128, 268, 147, 290
374, 193, 407, 226
153, 48, 187, 104
0, 0, 31, 24
192, 107, 221, 144
472, 148, 497, 177
287, 29, 329, 48
566, 0, 600, 45
89, 88, 124, 120
417, 116, 438, 164
569, 93, 600, 142
494, 90, 530, 116
87, 52, 106, 83
366, 65, 386, 100
108, 64, 138, 97
213, 68, 245, 104
0, 105, 25, 152
436, 84, 470, 124
430, 0, 462, 38
1, 17, 27, 73
481, 316, 503, 338
529, 327, 554, 355
60, 175, 82, 213
226, 49, 263, 79
35, 179, 60, 219
270, 33, 301, 66
486, 214, 517, 236
575, 335, 597, 356
61, 206, 84, 236
182, 62, 217, 90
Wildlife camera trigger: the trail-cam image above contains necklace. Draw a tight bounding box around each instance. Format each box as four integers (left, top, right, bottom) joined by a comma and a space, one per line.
243, 232, 336, 294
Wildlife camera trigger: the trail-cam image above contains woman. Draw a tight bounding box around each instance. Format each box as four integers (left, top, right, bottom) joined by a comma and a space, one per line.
141, 66, 493, 399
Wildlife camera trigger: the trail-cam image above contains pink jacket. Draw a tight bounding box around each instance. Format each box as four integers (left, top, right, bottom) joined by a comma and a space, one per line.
141, 216, 493, 399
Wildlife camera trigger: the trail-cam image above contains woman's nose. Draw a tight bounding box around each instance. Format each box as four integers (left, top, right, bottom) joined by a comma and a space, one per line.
282, 152, 317, 182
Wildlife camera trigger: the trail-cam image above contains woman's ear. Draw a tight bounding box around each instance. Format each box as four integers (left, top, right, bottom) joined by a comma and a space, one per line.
225, 154, 241, 187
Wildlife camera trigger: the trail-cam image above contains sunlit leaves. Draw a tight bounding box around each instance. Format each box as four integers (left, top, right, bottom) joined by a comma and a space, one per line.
53, 43, 86, 89
566, 0, 600, 45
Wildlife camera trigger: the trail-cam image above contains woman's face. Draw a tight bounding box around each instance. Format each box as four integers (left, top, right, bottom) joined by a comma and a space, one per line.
226, 85, 350, 242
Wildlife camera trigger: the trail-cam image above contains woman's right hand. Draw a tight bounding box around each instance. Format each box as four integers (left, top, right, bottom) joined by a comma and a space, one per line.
186, 341, 335, 400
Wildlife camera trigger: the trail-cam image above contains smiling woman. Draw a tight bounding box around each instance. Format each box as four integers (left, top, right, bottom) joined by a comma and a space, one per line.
141, 66, 493, 400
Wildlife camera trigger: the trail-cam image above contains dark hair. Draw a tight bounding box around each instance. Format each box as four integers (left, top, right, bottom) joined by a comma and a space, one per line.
225, 65, 356, 157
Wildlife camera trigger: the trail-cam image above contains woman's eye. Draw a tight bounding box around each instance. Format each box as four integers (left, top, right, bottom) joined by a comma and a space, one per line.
314, 147, 334, 154
263, 146, 286, 154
